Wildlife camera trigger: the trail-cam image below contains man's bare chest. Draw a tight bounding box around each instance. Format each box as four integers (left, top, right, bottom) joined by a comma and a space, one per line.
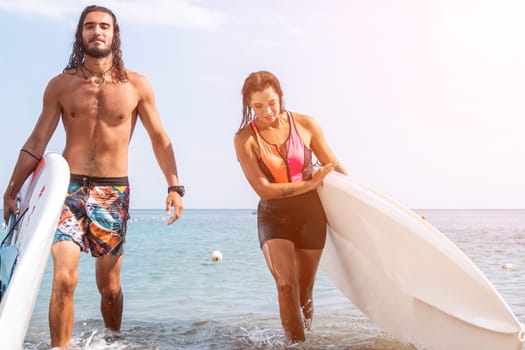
60, 82, 139, 122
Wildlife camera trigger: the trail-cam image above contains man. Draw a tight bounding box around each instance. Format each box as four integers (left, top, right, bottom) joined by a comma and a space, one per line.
2, 5, 184, 348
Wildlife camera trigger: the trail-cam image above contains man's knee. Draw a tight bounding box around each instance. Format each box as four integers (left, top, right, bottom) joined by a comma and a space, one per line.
99, 283, 122, 303
52, 270, 78, 296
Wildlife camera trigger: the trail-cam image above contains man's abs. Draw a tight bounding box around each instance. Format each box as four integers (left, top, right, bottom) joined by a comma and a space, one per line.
58, 75, 139, 177
62, 119, 134, 177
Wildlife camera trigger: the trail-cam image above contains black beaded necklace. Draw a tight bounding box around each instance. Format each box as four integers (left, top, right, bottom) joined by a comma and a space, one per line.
80, 64, 113, 85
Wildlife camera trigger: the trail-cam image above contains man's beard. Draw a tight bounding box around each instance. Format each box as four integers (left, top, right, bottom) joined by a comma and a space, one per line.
84, 45, 111, 59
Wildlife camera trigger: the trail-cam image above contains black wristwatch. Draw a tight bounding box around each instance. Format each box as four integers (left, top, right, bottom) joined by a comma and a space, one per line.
168, 185, 185, 197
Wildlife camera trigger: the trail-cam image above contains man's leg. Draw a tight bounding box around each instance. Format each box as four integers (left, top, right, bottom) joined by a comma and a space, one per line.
96, 254, 124, 331
49, 241, 81, 348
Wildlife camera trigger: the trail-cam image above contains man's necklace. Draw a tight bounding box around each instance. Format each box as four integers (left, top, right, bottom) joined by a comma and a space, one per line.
80, 64, 113, 85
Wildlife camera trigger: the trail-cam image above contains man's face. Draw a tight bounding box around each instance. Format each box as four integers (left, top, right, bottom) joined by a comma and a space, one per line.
82, 11, 114, 58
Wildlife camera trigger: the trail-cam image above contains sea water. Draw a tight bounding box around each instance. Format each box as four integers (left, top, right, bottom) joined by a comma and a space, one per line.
22, 209, 525, 350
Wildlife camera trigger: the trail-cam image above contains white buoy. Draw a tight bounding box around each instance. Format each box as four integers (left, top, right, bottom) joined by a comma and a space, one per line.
501, 263, 513, 270
211, 250, 223, 262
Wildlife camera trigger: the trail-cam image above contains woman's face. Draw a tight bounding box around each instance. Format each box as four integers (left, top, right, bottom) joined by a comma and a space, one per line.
249, 86, 281, 125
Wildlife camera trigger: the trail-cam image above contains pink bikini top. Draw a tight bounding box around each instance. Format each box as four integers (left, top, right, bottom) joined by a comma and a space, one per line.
251, 111, 313, 183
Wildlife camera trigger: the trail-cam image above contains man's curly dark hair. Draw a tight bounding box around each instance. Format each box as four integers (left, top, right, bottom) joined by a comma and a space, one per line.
64, 5, 127, 82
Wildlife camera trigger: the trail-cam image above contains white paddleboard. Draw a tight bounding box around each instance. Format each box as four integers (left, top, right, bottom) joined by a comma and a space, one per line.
317, 171, 524, 350
0, 153, 69, 350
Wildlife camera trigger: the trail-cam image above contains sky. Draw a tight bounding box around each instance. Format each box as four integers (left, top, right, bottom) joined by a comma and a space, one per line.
1, 0, 524, 210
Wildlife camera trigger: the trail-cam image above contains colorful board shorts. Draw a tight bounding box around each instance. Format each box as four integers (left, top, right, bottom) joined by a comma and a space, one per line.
54, 174, 130, 257
257, 190, 327, 249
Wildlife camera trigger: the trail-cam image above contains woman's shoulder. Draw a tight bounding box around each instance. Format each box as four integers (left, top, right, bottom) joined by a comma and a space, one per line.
289, 111, 319, 129
235, 124, 254, 142
234, 125, 259, 158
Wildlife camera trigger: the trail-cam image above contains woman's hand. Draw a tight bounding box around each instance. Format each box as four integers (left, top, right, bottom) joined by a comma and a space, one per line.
311, 161, 336, 188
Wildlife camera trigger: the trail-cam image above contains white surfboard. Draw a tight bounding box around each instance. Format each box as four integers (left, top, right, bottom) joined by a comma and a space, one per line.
0, 153, 69, 350
317, 172, 524, 350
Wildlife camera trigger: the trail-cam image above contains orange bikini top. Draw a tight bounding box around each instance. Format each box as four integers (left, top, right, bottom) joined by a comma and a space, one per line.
251, 111, 313, 183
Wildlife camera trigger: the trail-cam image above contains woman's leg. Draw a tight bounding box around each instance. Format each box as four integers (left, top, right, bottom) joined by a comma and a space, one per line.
262, 239, 305, 342
295, 248, 323, 329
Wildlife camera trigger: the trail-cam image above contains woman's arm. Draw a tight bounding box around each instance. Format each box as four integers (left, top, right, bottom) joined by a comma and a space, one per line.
234, 129, 335, 201
297, 114, 349, 176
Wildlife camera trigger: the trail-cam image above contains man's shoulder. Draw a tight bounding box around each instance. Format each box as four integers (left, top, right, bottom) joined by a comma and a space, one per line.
121, 68, 145, 83
62, 67, 78, 75
124, 69, 153, 93
56, 67, 83, 80
125, 68, 146, 81
45, 69, 79, 90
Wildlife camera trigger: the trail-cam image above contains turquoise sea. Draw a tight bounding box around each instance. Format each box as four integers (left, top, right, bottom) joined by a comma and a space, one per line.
20, 209, 525, 350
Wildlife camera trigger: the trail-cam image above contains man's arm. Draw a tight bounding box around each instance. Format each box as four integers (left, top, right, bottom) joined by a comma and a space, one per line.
3, 78, 62, 222
134, 72, 183, 224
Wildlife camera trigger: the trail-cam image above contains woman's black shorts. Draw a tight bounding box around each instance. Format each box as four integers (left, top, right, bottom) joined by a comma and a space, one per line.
257, 190, 327, 249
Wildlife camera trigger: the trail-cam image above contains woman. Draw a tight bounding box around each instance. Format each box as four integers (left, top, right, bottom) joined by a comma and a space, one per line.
234, 71, 347, 342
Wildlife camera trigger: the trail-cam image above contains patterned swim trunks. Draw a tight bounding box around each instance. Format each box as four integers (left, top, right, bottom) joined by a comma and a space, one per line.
54, 174, 130, 257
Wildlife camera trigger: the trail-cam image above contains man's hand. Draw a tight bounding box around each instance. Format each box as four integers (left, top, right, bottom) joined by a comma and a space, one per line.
3, 193, 19, 223
165, 192, 183, 225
